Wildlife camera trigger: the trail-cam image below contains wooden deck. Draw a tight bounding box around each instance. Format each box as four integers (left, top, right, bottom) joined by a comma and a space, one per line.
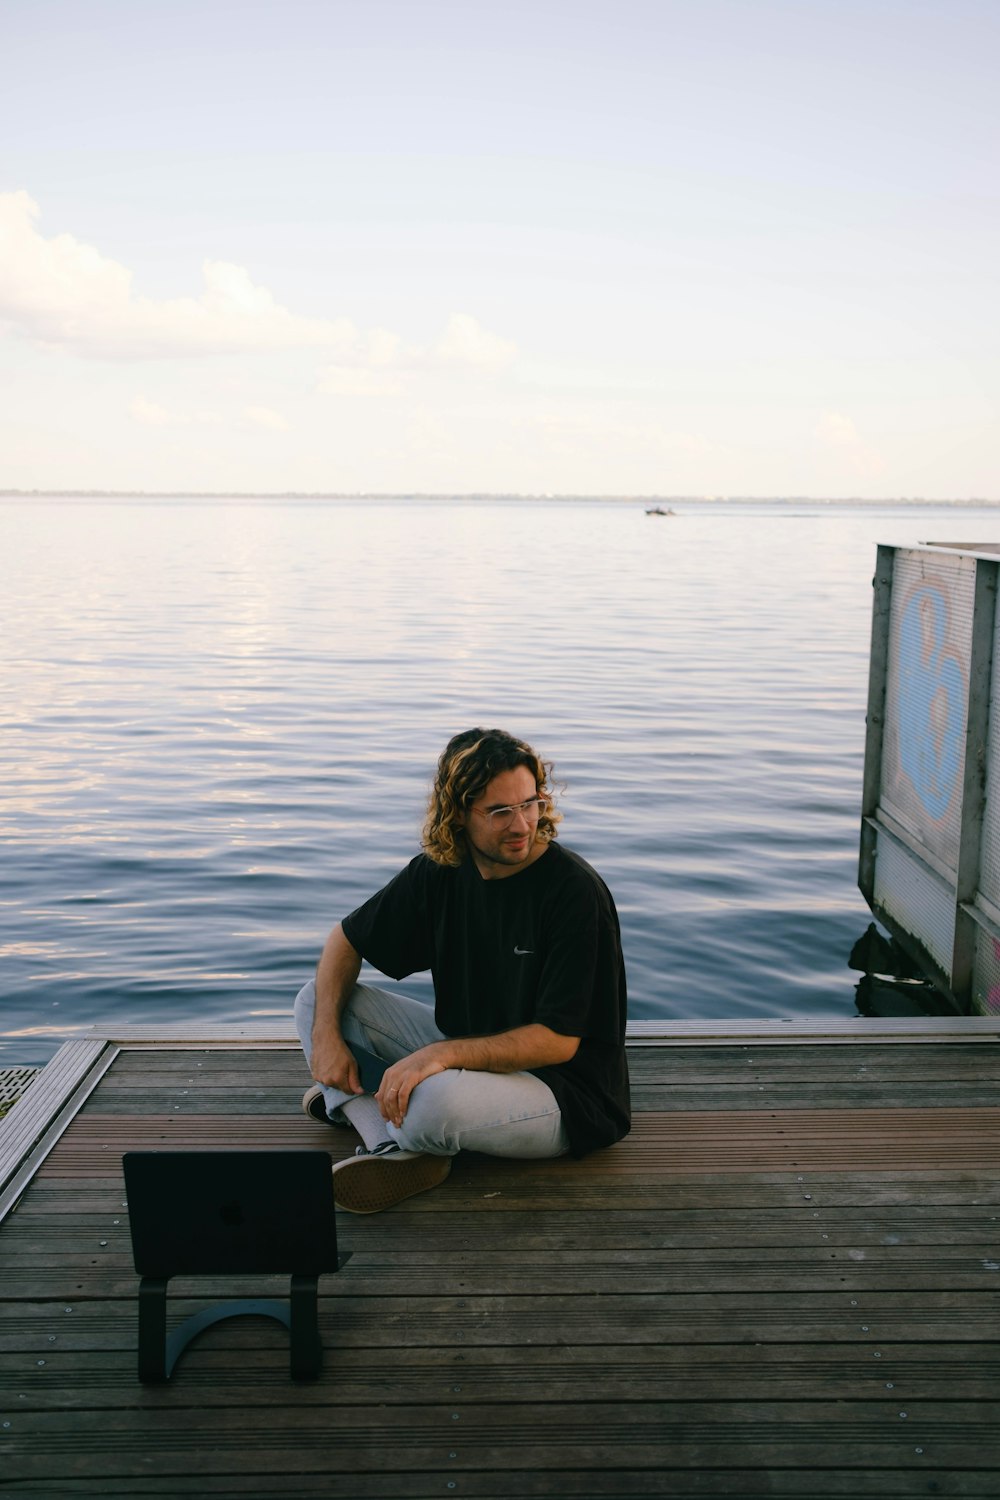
1, 1019, 999, 1497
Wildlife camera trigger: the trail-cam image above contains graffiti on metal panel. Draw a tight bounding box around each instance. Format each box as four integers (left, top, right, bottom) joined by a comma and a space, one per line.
897, 583, 966, 822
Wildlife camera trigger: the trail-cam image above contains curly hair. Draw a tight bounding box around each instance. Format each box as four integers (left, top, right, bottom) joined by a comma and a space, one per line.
422, 727, 561, 867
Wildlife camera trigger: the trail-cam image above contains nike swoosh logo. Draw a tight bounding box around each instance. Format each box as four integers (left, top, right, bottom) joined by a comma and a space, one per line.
514, 946, 534, 955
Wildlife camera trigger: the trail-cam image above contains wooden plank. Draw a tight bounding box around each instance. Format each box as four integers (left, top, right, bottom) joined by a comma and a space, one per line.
3, 1399, 999, 1479
77, 1080, 1000, 1113
8, 1203, 997, 1249
4, 1191, 998, 1263
7, 1241, 998, 1291
97, 1055, 310, 1079
100, 1038, 1000, 1075
83, 1087, 321, 1116
623, 1041, 1000, 1077
5, 1260, 1000, 1302
6, 1474, 1000, 1500
629, 1084, 1000, 1109
2, 1288, 997, 1349
18, 1170, 1000, 1216
100, 1039, 980, 1080
9, 1472, 1000, 1498
4, 1340, 999, 1407
30, 1106, 1000, 1176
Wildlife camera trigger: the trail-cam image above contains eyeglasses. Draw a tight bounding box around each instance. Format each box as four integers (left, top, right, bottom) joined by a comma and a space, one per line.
474, 797, 547, 831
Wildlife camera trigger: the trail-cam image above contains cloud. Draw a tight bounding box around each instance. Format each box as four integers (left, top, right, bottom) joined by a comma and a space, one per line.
129, 395, 177, 427
0, 192, 358, 359
816, 411, 862, 448
531, 406, 710, 458
816, 410, 886, 476
432, 314, 516, 370
242, 405, 290, 432
316, 367, 405, 397
316, 314, 516, 397
129, 395, 288, 431
129, 395, 223, 427
0, 193, 515, 375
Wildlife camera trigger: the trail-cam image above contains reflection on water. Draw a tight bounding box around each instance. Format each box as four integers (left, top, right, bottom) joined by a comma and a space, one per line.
848, 921, 959, 1017
2, 498, 998, 1064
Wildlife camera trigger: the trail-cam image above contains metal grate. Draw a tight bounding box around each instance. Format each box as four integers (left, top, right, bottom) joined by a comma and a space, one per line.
0, 1067, 40, 1114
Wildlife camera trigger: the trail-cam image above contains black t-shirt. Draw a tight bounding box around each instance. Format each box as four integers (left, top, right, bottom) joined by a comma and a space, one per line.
341, 841, 631, 1157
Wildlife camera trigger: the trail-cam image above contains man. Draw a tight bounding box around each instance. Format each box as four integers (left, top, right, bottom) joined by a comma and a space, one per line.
295, 727, 630, 1214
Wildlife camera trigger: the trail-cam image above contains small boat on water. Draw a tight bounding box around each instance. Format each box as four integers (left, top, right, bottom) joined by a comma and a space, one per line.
644, 506, 675, 516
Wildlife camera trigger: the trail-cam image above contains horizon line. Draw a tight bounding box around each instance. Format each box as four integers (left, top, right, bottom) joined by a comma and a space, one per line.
2, 490, 999, 506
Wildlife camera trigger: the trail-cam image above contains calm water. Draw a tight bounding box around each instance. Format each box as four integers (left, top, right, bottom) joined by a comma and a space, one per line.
3, 497, 999, 1066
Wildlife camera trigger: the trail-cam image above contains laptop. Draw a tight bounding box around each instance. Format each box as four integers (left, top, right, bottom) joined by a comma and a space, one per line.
123, 1150, 339, 1279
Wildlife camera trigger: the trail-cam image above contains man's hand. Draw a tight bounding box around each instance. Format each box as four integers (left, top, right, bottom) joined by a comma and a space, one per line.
310, 1032, 365, 1097
375, 1043, 449, 1127
372, 1023, 580, 1127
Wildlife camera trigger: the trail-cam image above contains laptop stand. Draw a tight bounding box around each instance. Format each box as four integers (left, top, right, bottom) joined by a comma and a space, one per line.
123, 1151, 346, 1383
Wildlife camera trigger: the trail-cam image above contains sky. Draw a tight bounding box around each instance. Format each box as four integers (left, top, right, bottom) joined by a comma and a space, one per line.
1, 0, 997, 498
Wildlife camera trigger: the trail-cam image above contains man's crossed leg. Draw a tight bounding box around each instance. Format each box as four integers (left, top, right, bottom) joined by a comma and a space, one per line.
295, 979, 568, 1212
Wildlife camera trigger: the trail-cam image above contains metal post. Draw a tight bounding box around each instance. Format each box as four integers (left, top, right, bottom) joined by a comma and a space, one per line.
952, 559, 999, 1002
137, 1277, 169, 1384
859, 544, 895, 902
289, 1274, 322, 1380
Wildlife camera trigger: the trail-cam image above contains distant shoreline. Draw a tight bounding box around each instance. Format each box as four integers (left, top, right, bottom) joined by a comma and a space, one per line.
2, 491, 998, 506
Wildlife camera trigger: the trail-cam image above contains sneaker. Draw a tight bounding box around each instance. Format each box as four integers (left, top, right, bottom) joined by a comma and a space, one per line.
331, 1141, 452, 1214
301, 1084, 351, 1127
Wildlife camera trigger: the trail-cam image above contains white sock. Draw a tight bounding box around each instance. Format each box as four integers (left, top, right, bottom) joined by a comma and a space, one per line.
340, 1093, 394, 1151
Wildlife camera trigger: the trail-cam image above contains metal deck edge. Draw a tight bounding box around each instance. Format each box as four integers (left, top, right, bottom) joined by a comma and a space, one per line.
626, 1017, 1000, 1044
66, 1015, 1000, 1047
0, 1039, 120, 1223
